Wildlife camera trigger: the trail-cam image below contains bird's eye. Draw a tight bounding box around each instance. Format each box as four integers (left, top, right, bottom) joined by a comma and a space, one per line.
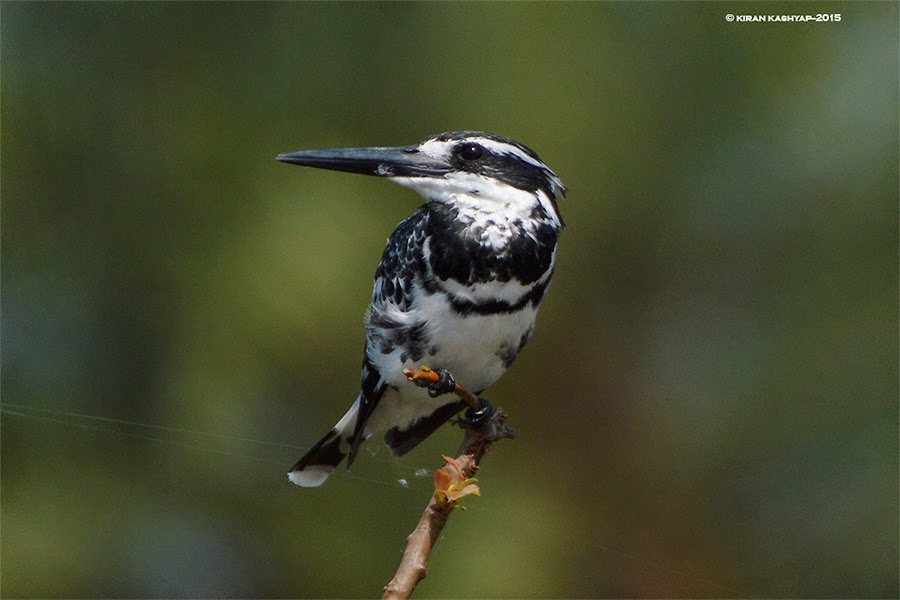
458, 143, 484, 161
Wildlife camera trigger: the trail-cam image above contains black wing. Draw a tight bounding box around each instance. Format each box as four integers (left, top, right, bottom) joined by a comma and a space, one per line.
347, 207, 429, 464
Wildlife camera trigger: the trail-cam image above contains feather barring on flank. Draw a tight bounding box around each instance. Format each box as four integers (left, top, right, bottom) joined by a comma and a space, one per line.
277, 131, 565, 487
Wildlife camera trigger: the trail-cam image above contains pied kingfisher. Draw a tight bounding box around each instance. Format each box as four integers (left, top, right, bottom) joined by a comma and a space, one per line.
277, 131, 565, 487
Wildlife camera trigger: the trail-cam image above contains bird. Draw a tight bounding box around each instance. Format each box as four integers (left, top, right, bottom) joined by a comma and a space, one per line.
277, 131, 565, 487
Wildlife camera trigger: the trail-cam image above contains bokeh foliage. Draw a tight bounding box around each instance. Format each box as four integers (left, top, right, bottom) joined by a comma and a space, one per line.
2, 2, 897, 598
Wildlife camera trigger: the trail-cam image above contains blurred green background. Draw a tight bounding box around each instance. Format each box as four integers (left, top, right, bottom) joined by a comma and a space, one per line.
2, 2, 897, 598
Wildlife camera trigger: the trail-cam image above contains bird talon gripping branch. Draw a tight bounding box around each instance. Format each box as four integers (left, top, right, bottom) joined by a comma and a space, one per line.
458, 397, 494, 428
424, 368, 456, 398
405, 367, 481, 411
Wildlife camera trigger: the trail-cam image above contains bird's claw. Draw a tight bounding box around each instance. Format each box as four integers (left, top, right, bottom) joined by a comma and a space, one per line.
458, 397, 494, 428
406, 366, 490, 424
411, 367, 457, 398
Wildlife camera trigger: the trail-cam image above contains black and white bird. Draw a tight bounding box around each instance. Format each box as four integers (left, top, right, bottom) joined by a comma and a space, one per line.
277, 131, 565, 487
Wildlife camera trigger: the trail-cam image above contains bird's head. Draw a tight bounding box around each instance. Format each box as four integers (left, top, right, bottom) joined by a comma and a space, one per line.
278, 131, 565, 226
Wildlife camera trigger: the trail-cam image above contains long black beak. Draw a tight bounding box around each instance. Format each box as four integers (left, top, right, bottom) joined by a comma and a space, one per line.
277, 145, 451, 178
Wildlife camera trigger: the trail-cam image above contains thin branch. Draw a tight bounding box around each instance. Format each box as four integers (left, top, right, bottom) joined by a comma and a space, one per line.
383, 373, 516, 600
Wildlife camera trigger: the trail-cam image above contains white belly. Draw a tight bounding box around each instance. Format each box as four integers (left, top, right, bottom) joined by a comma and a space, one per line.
420, 298, 536, 391
363, 286, 538, 435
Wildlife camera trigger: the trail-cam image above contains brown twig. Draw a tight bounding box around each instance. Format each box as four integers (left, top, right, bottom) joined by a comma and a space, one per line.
382, 393, 515, 600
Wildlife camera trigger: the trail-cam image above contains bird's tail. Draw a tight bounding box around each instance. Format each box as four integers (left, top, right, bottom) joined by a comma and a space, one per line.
288, 398, 362, 487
